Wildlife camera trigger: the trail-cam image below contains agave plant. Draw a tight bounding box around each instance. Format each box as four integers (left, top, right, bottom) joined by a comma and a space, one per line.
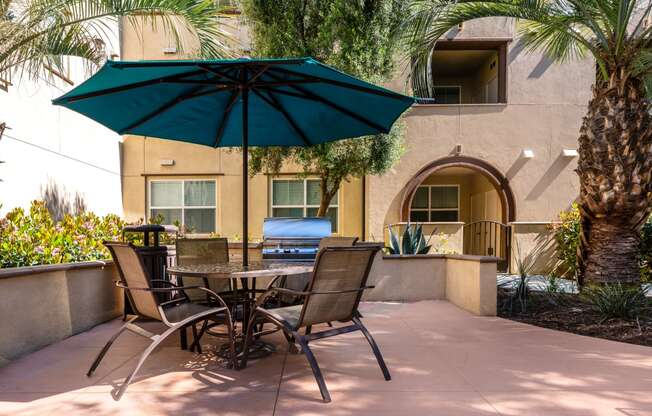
386, 223, 435, 255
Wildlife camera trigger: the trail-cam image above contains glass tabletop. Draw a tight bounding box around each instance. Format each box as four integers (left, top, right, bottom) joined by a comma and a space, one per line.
167, 260, 314, 278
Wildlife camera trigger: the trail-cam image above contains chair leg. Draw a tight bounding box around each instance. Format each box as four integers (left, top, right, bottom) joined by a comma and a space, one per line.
222, 313, 238, 370
353, 316, 391, 381
239, 312, 258, 369
295, 333, 331, 403
113, 325, 179, 401
87, 317, 137, 377
189, 320, 209, 354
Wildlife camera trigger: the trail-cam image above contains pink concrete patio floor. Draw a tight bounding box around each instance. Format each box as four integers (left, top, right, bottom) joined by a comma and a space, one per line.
2, 301, 652, 415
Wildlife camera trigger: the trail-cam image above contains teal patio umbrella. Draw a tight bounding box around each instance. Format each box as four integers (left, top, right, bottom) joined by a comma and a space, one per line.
53, 57, 414, 264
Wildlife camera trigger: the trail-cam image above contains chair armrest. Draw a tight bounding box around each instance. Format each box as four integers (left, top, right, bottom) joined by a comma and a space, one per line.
194, 287, 232, 311
254, 285, 375, 308
265, 275, 284, 291
150, 279, 182, 288
114, 281, 201, 292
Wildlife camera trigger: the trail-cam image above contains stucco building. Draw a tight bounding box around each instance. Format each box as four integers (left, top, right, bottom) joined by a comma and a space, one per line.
0, 34, 122, 218
119, 16, 593, 272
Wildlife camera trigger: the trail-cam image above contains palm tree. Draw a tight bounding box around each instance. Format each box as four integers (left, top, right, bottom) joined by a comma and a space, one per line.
404, 0, 652, 285
1, 0, 236, 80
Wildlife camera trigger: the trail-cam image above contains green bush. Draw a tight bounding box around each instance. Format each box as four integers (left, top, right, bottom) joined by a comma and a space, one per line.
0, 200, 125, 268
552, 205, 652, 282
582, 283, 651, 322
550, 203, 581, 279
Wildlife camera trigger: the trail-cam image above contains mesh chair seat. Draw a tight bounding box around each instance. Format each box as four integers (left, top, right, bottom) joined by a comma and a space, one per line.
263, 305, 303, 329
162, 302, 226, 325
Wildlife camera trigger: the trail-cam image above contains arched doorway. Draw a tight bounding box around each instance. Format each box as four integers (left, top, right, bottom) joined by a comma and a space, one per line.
399, 156, 516, 270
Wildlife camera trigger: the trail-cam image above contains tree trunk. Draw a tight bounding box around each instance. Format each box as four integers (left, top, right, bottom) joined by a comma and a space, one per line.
577, 66, 652, 285
316, 176, 340, 217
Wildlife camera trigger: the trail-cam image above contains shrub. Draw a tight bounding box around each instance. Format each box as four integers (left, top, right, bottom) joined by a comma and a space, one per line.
582, 283, 651, 322
0, 200, 125, 268
550, 203, 581, 279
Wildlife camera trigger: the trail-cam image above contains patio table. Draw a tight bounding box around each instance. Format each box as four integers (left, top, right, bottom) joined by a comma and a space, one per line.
167, 260, 313, 362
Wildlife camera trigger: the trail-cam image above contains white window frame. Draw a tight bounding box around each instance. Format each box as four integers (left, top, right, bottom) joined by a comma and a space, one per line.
432, 85, 462, 104
410, 184, 460, 222
148, 178, 217, 234
270, 178, 340, 232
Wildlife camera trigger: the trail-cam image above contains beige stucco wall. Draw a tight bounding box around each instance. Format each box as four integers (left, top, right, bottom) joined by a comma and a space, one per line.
445, 257, 498, 315
368, 19, 592, 262
0, 262, 122, 364
364, 254, 498, 316
118, 16, 590, 269
510, 223, 559, 274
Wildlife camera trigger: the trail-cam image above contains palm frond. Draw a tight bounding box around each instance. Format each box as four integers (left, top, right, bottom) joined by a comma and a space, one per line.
1, 0, 238, 80
402, 0, 608, 92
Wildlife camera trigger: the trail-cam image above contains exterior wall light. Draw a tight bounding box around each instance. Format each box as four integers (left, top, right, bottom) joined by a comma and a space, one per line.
562, 149, 579, 158
159, 159, 175, 166
521, 149, 535, 159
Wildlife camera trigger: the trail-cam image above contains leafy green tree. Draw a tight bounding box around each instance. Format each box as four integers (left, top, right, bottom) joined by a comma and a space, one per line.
250, 127, 404, 216
0, 0, 235, 80
241, 0, 408, 216
404, 0, 652, 284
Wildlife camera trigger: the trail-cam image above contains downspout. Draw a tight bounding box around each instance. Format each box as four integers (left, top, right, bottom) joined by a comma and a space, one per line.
361, 175, 366, 241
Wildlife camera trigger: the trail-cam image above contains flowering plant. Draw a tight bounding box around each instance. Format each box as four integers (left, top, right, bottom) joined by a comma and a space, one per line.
0, 200, 125, 268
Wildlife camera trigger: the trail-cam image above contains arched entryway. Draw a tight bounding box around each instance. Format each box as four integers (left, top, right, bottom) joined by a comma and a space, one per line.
399, 156, 516, 270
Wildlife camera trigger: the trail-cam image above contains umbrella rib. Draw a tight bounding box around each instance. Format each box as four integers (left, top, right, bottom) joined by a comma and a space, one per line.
213, 89, 241, 147
252, 79, 319, 87
253, 89, 311, 146
166, 79, 234, 86
267, 66, 408, 101
263, 84, 387, 133
247, 65, 270, 85
56, 69, 208, 103
198, 65, 241, 84
118, 86, 235, 134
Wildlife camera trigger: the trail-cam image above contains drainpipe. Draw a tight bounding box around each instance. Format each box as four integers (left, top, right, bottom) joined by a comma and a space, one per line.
361, 176, 366, 241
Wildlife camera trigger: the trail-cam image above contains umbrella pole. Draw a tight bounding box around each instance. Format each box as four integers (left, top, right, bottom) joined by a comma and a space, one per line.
242, 86, 249, 266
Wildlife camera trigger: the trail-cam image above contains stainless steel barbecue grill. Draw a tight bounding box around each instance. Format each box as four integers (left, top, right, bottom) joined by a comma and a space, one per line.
261, 217, 332, 262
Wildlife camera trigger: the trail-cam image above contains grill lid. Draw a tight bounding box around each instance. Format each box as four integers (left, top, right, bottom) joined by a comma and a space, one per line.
263, 217, 331, 239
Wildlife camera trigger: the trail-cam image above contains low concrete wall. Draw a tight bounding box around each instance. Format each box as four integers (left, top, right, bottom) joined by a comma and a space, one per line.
445, 256, 498, 316
0, 261, 122, 365
365, 255, 447, 301
364, 253, 497, 316
509, 223, 558, 274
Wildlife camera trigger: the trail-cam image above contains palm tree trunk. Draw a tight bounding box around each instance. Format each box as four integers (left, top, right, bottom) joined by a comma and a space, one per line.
577, 67, 652, 285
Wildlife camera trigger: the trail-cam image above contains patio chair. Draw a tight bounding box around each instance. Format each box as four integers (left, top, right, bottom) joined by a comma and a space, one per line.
88, 242, 236, 401
318, 236, 359, 249
175, 237, 231, 304
241, 246, 389, 403
270, 236, 360, 308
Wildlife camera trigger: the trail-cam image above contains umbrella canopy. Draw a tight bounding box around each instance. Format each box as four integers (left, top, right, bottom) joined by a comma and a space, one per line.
53, 57, 415, 264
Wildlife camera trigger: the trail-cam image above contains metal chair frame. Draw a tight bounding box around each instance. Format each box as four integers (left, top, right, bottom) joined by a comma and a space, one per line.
89, 242, 237, 401
240, 246, 390, 403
